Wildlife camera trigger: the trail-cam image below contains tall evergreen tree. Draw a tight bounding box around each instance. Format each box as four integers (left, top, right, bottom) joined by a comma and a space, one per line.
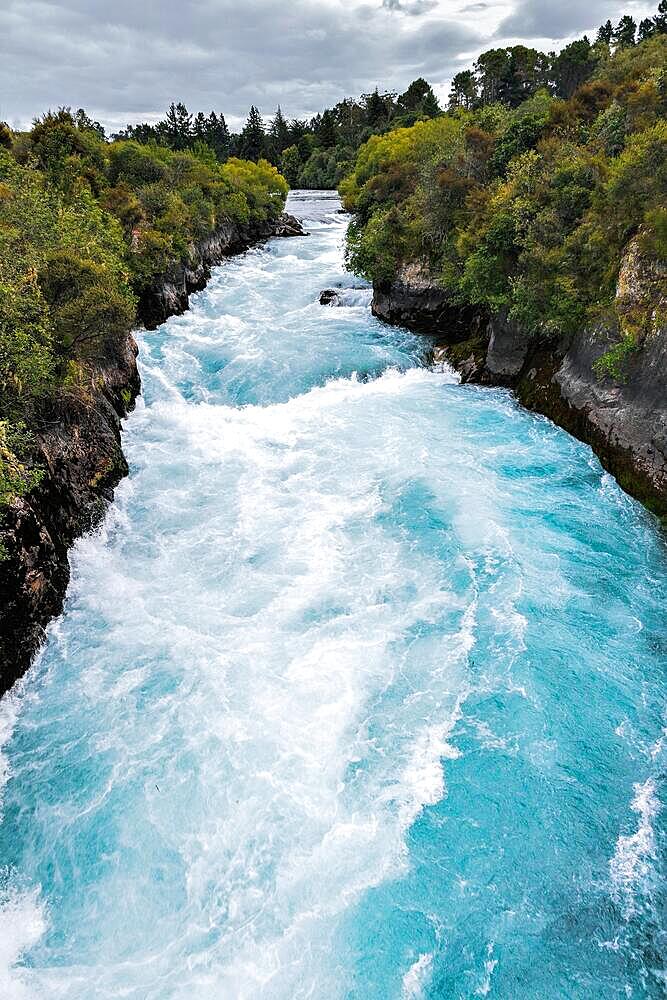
397, 78, 441, 117
238, 106, 266, 161
614, 15, 637, 48
421, 88, 441, 118
596, 19, 614, 44
475, 48, 511, 105
192, 112, 209, 142
316, 109, 337, 149
161, 102, 192, 150
448, 70, 478, 111
550, 37, 596, 98
270, 107, 291, 153
365, 88, 388, 127
654, 0, 667, 33
207, 112, 230, 160
638, 17, 655, 40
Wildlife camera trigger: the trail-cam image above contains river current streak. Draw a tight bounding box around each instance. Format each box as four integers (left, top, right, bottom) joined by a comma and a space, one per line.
0, 192, 665, 999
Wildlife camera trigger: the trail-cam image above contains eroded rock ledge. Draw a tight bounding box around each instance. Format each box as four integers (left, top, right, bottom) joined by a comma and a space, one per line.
372, 247, 667, 519
0, 212, 304, 697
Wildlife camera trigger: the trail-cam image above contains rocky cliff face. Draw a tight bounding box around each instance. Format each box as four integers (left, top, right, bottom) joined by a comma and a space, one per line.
0, 212, 304, 697
373, 262, 481, 340
139, 213, 304, 328
373, 243, 667, 518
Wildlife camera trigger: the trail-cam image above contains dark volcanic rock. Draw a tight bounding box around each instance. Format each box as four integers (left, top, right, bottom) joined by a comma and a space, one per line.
484, 309, 533, 382
320, 289, 340, 305
0, 331, 140, 695
372, 246, 667, 517
0, 211, 306, 697
373, 263, 480, 341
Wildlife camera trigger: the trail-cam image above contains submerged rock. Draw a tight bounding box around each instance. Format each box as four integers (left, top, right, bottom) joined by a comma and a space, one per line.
320, 286, 373, 307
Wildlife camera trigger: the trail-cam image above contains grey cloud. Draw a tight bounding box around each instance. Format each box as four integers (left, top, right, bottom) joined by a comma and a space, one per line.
382, 0, 439, 14
1, 0, 653, 132
496, 0, 656, 40
0, 0, 476, 129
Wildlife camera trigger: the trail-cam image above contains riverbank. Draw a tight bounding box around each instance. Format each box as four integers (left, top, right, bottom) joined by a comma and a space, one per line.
371, 241, 667, 520
0, 212, 304, 697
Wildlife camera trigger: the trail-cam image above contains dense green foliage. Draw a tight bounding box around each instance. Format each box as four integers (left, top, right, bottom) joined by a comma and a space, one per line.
342, 19, 667, 370
112, 82, 444, 191
0, 112, 287, 509
108, 4, 667, 195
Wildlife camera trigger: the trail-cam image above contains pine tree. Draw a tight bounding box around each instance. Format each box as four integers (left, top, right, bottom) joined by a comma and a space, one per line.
655, 0, 667, 33
365, 88, 388, 126
270, 107, 291, 155
398, 78, 441, 117
238, 106, 266, 162
596, 19, 613, 45
613, 15, 637, 48
475, 48, 511, 105
316, 109, 337, 149
550, 37, 596, 99
448, 71, 478, 111
192, 112, 208, 141
421, 88, 441, 118
207, 112, 230, 160
638, 18, 655, 40
161, 102, 192, 150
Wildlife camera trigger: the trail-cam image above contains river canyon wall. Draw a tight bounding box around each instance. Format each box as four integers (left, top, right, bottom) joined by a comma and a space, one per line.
0, 213, 304, 696
372, 243, 667, 519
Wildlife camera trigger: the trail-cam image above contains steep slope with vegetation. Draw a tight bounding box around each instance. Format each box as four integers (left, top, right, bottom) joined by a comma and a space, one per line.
0, 113, 293, 691
340, 10, 667, 515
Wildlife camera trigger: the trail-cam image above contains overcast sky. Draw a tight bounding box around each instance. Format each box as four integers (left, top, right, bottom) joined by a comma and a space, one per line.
0, 0, 657, 132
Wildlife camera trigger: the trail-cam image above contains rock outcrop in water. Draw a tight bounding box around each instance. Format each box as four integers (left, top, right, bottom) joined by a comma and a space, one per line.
0, 212, 305, 697
373, 242, 667, 518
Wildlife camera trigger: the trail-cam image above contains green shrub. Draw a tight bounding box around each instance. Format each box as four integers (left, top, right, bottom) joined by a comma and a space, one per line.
341, 31, 666, 348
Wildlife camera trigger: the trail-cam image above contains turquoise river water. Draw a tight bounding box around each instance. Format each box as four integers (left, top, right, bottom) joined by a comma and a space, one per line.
0, 191, 665, 998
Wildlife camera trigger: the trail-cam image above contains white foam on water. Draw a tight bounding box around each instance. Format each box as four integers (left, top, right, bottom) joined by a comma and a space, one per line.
609, 779, 661, 916
0, 689, 20, 810
0, 689, 45, 999
474, 943, 498, 996
1, 191, 664, 999
401, 951, 434, 998
0, 887, 45, 1000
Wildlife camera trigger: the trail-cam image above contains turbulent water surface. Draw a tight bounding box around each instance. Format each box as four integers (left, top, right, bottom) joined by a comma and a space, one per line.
1, 191, 666, 999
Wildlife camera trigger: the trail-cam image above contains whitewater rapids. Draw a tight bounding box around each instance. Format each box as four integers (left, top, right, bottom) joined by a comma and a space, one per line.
0, 191, 665, 998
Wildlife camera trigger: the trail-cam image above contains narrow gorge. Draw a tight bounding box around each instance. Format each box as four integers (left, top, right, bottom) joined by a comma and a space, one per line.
0, 192, 665, 999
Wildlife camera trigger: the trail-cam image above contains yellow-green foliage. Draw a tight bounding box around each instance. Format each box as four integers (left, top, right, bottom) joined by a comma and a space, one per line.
0, 111, 289, 508
0, 422, 43, 512
0, 149, 132, 415
342, 35, 667, 341
105, 142, 287, 289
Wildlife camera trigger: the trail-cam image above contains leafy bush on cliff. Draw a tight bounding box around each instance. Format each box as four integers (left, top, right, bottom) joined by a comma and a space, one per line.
0, 114, 288, 508
342, 31, 667, 344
